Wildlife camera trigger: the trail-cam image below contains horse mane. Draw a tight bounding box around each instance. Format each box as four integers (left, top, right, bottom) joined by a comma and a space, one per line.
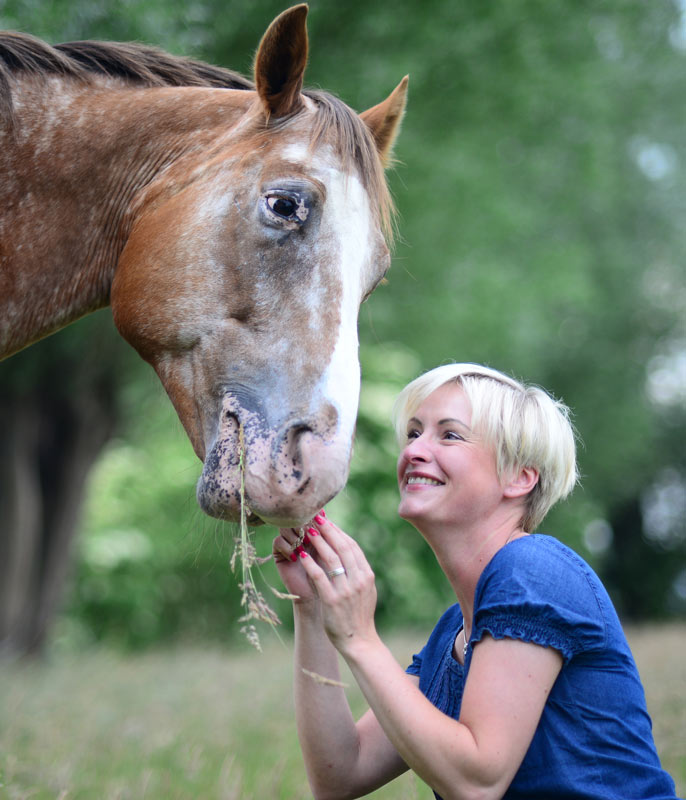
0, 31, 254, 95
0, 31, 394, 241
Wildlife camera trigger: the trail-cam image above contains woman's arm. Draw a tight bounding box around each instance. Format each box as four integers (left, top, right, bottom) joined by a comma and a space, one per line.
293, 603, 411, 798
273, 530, 410, 799
298, 519, 563, 800
344, 633, 562, 800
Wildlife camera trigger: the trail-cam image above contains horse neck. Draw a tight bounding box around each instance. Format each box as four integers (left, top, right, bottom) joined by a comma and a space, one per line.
0, 77, 252, 358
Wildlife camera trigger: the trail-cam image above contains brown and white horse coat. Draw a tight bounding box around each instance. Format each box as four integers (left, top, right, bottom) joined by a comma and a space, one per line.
0, 5, 408, 526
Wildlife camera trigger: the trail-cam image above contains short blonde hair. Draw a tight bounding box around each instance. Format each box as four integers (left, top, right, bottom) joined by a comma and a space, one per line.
392, 363, 578, 531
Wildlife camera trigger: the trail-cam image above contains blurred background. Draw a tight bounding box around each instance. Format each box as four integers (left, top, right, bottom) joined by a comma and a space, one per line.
2, 2, 686, 797
1, 0, 685, 657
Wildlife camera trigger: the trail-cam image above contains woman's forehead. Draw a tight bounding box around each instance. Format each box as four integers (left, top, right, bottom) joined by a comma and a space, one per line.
413, 382, 471, 422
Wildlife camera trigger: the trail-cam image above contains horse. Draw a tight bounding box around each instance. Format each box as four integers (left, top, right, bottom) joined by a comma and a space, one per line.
0, 5, 408, 528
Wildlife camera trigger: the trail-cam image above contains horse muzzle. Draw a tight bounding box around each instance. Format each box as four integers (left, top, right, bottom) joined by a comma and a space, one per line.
195, 394, 352, 527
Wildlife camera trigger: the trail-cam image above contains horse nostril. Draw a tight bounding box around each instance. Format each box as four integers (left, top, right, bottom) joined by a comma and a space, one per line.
285, 422, 313, 456
272, 419, 314, 477
289, 422, 313, 439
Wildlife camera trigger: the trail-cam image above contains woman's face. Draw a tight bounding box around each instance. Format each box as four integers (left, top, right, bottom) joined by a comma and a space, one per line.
396, 383, 504, 530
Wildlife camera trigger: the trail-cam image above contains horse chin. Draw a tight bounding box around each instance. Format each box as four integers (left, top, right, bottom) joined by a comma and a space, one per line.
195, 462, 343, 529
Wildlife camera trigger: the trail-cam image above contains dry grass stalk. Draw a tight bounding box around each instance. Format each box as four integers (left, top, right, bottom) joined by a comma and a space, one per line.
231, 423, 283, 651
301, 668, 349, 688
271, 586, 300, 601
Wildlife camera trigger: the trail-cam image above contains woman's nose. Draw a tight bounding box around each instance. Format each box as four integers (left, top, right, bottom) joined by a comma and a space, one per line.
402, 435, 430, 462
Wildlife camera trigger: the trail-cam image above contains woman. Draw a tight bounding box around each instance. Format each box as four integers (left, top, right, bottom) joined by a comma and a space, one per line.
272, 363, 679, 800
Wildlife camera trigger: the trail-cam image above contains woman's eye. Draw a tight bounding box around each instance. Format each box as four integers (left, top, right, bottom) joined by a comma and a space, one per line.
443, 431, 463, 441
267, 195, 298, 218
406, 428, 420, 440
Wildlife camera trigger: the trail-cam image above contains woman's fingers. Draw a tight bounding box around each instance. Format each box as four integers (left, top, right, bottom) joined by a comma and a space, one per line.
273, 531, 297, 563
294, 519, 379, 652
278, 513, 373, 595
305, 525, 354, 578
309, 515, 371, 577
295, 549, 352, 614
272, 533, 321, 604
279, 526, 306, 548
274, 528, 310, 563
296, 548, 332, 587
275, 527, 317, 563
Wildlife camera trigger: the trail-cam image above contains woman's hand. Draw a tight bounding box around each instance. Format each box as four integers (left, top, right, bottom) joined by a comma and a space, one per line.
272, 527, 320, 607
296, 514, 379, 655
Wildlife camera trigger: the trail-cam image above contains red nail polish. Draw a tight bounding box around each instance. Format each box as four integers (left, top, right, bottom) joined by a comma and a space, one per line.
289, 552, 298, 562
302, 534, 311, 545
319, 509, 326, 517
314, 514, 324, 525
295, 545, 304, 554
299, 550, 308, 559
307, 526, 318, 536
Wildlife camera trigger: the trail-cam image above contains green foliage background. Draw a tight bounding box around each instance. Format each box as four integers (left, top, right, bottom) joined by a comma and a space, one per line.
2, 0, 685, 649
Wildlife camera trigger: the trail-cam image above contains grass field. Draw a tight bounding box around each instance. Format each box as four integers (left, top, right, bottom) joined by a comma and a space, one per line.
1, 625, 684, 799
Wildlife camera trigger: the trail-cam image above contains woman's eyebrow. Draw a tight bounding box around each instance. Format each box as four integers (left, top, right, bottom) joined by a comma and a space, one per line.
438, 417, 472, 431
407, 416, 472, 431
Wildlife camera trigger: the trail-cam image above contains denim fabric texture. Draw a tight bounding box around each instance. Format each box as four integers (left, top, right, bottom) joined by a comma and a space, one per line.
406, 535, 680, 800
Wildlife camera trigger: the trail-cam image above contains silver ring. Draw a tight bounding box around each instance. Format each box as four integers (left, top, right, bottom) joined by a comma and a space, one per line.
326, 566, 346, 578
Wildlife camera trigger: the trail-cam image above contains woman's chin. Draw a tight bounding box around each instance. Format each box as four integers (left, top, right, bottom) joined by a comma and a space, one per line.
398, 499, 427, 523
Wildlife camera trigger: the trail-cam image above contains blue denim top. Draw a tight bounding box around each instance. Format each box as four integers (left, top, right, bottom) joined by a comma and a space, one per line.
406, 535, 680, 799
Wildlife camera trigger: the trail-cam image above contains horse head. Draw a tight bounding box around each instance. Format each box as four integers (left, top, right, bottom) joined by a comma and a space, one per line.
111, 5, 407, 527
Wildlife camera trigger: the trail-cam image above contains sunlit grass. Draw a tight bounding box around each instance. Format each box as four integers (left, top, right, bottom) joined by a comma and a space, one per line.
627, 624, 686, 795
0, 633, 431, 799
1, 626, 683, 799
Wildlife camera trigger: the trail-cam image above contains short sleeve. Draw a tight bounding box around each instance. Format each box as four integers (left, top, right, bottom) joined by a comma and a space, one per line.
406, 651, 422, 677
471, 535, 608, 664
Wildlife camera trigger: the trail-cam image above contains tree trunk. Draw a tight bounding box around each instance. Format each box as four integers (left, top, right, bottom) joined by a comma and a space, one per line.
0, 331, 118, 657
603, 496, 683, 622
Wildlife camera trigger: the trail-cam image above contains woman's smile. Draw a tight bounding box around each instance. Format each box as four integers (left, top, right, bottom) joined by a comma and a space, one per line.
404, 472, 445, 488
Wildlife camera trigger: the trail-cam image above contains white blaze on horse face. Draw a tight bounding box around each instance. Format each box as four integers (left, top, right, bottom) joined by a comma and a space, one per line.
281, 141, 375, 448
320, 169, 371, 444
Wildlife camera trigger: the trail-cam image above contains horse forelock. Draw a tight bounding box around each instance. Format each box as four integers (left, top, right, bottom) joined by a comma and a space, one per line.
304, 90, 395, 245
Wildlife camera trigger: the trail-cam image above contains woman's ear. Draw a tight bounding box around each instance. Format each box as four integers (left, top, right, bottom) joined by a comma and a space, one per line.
504, 466, 539, 499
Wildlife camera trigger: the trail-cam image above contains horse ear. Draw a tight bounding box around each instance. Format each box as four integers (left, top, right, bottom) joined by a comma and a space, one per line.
254, 4, 309, 119
360, 75, 409, 167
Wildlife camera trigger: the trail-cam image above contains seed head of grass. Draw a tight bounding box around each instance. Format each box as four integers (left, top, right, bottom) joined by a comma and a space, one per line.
231, 424, 283, 650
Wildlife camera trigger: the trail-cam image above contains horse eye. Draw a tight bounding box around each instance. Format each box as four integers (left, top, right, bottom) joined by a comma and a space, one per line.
267, 195, 298, 218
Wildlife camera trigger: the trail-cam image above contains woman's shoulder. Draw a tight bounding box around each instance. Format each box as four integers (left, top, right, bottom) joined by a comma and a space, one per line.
480, 533, 607, 606
484, 534, 601, 593
473, 534, 613, 660
498, 531, 586, 561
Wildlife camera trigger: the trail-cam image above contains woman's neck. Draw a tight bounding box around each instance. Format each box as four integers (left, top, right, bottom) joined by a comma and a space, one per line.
423, 515, 527, 638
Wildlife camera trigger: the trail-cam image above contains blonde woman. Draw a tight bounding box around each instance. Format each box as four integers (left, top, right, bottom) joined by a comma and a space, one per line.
273, 363, 679, 800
